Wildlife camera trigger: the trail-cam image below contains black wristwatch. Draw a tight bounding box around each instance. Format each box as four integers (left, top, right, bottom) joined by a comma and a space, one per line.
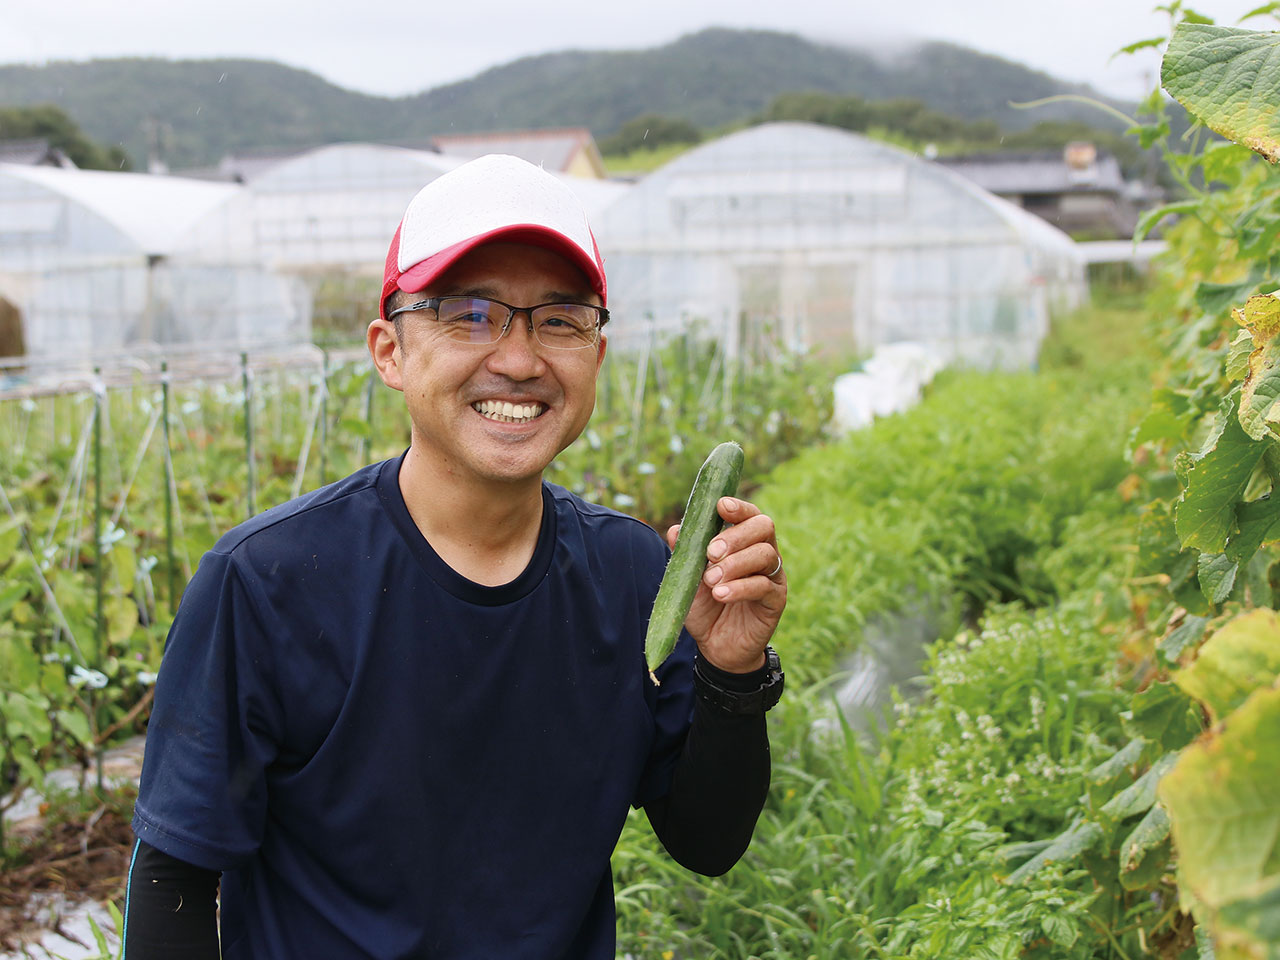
693, 646, 785, 715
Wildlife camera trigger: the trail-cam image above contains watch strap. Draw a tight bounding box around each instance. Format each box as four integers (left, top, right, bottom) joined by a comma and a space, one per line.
693, 646, 785, 715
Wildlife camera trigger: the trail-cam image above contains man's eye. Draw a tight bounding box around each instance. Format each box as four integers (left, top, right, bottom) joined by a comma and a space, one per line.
439, 310, 491, 325
540, 313, 587, 332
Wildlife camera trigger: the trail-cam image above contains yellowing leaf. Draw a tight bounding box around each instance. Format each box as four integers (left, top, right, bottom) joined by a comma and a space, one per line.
1233, 296, 1280, 438
1217, 873, 1280, 957
1119, 803, 1173, 891
1158, 684, 1280, 935
1235, 295, 1280, 341
1163, 23, 1280, 162
1228, 330, 1256, 381
1174, 609, 1280, 723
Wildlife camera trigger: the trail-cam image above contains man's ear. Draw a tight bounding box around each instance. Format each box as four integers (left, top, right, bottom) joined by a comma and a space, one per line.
595, 333, 607, 374
368, 318, 405, 392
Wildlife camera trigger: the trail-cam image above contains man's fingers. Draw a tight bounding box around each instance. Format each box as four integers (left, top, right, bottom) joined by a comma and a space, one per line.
703, 541, 779, 589
707, 510, 776, 562
708, 569, 788, 607
717, 496, 759, 521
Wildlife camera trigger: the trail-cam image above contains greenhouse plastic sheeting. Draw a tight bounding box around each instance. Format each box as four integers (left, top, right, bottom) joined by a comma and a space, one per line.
593, 123, 1085, 368
0, 164, 307, 360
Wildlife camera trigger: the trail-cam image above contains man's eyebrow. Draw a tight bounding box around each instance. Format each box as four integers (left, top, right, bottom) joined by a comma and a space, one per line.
439, 286, 596, 304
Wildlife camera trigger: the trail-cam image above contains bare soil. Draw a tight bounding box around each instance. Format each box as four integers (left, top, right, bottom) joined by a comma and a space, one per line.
1, 790, 134, 951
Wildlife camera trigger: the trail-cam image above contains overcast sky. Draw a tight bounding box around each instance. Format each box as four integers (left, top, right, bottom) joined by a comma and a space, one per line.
1, 1, 1271, 104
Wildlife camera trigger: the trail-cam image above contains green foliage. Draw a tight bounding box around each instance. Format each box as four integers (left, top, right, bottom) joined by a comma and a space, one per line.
1171, 608, 1280, 722
756, 362, 1142, 684
755, 90, 998, 148
0, 29, 1141, 170
1159, 680, 1280, 953
601, 141, 698, 177
611, 296, 1160, 957
0, 103, 130, 171
617, 596, 1135, 958
992, 13, 1280, 959
598, 113, 702, 156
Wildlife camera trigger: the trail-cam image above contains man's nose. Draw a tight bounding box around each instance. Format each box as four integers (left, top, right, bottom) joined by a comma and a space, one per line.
486, 311, 546, 376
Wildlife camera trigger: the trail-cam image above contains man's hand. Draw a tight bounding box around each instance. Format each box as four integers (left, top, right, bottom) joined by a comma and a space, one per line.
665, 497, 786, 673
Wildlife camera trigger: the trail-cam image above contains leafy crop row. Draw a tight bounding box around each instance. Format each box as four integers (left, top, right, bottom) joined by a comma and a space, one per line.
614, 301, 1153, 957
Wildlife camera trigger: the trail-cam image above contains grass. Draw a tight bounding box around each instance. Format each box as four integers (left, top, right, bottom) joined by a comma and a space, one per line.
602, 142, 697, 177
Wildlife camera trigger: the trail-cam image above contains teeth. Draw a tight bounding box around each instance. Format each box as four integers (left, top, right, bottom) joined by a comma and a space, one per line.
474, 400, 544, 423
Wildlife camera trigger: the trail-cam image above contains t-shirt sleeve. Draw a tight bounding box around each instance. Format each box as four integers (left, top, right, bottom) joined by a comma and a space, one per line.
132, 550, 285, 871
628, 526, 698, 809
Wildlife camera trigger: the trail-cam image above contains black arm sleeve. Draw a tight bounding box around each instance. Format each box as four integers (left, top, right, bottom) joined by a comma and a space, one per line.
123, 840, 221, 959
643, 658, 772, 876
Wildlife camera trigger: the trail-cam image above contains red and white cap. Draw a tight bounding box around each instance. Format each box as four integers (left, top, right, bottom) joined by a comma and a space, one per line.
380, 154, 607, 319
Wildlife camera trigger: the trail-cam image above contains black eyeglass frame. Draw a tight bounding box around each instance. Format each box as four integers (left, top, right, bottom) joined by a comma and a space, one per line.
387, 296, 609, 350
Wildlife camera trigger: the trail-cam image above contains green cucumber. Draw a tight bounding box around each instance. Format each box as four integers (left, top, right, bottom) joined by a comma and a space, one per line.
644, 440, 745, 683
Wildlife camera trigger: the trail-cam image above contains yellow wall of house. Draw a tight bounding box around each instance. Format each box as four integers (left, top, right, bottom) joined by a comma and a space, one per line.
566, 148, 606, 180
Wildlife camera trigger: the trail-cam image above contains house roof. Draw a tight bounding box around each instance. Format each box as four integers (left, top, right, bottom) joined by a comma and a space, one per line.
431, 128, 605, 177
0, 138, 75, 168
938, 150, 1126, 196
177, 146, 313, 183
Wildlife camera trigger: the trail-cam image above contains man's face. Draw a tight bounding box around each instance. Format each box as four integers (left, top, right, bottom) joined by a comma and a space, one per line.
373, 241, 607, 487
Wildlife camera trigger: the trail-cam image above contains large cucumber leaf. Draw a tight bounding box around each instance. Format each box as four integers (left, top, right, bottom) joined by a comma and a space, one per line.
1162, 23, 1280, 162
1159, 684, 1280, 958
1217, 874, 1280, 959
1174, 608, 1280, 723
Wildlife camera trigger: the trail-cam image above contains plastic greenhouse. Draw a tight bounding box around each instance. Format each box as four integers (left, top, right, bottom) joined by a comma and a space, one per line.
593, 123, 1086, 367
175, 143, 629, 331
0, 164, 308, 362
176, 144, 463, 272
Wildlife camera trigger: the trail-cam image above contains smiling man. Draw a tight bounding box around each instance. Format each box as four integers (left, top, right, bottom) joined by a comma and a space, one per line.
124, 155, 787, 959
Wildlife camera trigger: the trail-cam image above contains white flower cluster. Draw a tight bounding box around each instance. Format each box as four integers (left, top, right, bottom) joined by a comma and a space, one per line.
70, 665, 109, 690
1029, 692, 1045, 730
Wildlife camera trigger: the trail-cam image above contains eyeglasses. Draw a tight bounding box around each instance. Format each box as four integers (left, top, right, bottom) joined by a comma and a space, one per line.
387, 296, 608, 350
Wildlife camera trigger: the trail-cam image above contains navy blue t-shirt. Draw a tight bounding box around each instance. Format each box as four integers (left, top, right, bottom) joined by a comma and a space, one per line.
132, 454, 696, 959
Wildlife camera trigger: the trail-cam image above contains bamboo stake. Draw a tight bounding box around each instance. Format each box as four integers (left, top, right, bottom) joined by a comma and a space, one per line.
161, 361, 177, 614
242, 351, 255, 517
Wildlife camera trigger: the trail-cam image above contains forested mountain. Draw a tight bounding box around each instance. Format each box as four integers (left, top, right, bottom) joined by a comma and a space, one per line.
0, 28, 1135, 170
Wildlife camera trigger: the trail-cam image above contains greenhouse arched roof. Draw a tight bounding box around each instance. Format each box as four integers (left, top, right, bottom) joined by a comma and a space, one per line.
0, 163, 237, 255
595, 122, 1080, 258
